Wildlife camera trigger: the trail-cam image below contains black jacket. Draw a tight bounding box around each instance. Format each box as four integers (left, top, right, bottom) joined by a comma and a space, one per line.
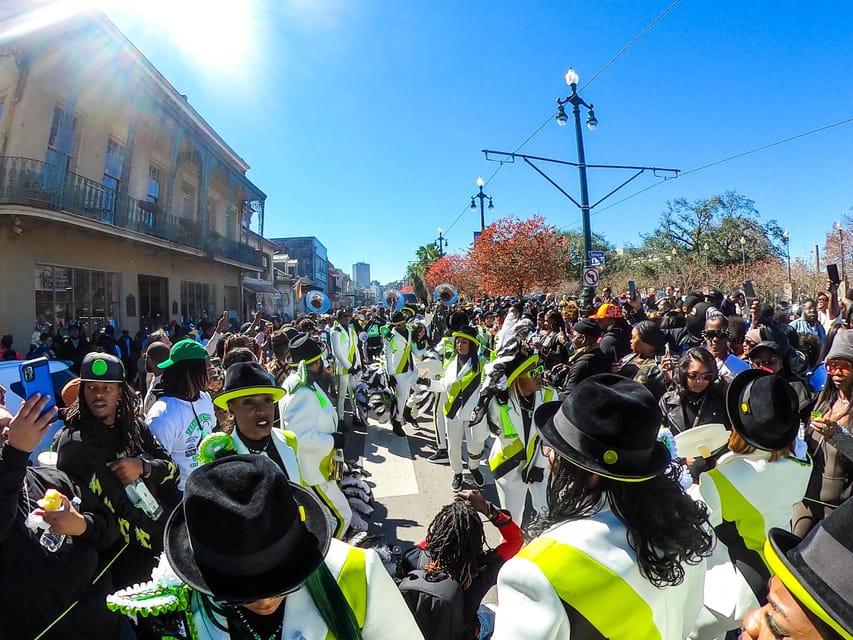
598, 321, 631, 362
562, 346, 612, 394
659, 386, 730, 435
0, 443, 118, 639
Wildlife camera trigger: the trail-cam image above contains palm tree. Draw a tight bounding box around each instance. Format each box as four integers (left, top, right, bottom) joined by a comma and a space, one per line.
405, 244, 441, 301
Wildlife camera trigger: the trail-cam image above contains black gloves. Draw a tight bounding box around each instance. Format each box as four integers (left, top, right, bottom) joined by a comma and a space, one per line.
332, 432, 346, 449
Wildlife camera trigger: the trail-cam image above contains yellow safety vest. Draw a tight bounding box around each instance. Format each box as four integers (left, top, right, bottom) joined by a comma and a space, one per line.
392, 334, 413, 374
518, 535, 662, 640
326, 546, 368, 640
490, 388, 555, 478
704, 468, 768, 563
443, 359, 481, 417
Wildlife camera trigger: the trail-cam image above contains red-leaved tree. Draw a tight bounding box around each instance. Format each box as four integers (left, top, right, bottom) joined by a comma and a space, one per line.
468, 215, 569, 297
425, 253, 480, 298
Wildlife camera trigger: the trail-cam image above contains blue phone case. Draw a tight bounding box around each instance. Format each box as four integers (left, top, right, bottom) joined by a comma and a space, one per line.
19, 357, 56, 417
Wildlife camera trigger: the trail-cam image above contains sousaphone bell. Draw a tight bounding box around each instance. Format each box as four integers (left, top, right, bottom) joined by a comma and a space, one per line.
383, 288, 405, 312
434, 283, 458, 307
304, 290, 331, 314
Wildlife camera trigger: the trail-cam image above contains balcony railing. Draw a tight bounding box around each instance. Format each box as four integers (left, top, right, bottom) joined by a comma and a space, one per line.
0, 156, 262, 267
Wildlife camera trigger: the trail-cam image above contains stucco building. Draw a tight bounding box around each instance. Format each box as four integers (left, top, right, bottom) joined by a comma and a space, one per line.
0, 11, 268, 342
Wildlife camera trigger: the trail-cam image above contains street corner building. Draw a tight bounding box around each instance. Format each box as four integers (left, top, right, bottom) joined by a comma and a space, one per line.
0, 10, 279, 341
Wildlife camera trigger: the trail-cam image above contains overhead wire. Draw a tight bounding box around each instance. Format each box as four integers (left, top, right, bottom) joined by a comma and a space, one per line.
557, 115, 853, 231
442, 0, 684, 236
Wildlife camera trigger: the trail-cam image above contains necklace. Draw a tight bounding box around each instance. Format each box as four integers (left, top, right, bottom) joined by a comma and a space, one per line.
237, 430, 272, 455
234, 607, 283, 640
246, 438, 271, 455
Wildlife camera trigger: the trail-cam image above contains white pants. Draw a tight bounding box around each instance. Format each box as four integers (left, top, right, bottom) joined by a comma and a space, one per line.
392, 370, 418, 421
312, 480, 353, 539
446, 416, 488, 474
336, 372, 355, 422
432, 394, 447, 449
494, 461, 550, 525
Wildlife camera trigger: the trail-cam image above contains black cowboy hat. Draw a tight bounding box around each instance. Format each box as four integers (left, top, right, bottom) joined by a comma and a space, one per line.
726, 369, 798, 451
214, 361, 285, 409
165, 455, 331, 603
286, 332, 324, 365
534, 373, 669, 481
765, 497, 853, 639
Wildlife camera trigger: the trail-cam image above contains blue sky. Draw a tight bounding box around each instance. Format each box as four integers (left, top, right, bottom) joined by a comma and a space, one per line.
94, 0, 853, 284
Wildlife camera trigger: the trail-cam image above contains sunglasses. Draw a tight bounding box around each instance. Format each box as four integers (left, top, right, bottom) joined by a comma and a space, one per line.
826, 360, 853, 374
702, 329, 730, 340
525, 365, 545, 378
686, 372, 715, 381
750, 357, 779, 369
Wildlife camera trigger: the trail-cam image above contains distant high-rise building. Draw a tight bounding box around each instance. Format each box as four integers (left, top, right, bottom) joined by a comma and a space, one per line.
352, 262, 370, 288
270, 237, 328, 292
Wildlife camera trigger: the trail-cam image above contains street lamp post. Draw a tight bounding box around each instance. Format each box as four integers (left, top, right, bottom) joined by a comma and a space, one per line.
836, 221, 845, 285
556, 67, 598, 303
740, 236, 746, 281
435, 227, 447, 257
704, 242, 709, 283
470, 177, 494, 232
783, 230, 791, 285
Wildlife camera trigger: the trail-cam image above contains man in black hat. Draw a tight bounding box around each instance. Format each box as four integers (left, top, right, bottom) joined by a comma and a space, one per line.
493, 374, 713, 639
280, 333, 351, 537
330, 308, 363, 429
741, 495, 853, 639
108, 455, 423, 638
385, 311, 417, 436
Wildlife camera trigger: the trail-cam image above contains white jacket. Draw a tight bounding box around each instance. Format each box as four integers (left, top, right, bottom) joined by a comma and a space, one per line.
384, 328, 413, 376
230, 427, 304, 487
330, 322, 361, 375
425, 355, 481, 420
494, 506, 706, 639
279, 374, 338, 486
191, 539, 424, 639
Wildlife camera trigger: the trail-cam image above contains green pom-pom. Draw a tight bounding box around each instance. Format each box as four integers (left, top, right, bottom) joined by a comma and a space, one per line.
197, 433, 236, 465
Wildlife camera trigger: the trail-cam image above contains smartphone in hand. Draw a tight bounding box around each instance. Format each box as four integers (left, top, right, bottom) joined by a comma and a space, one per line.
19, 358, 57, 419
828, 264, 841, 286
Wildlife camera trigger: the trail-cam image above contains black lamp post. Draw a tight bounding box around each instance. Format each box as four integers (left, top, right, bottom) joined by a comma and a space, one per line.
470, 177, 493, 232
435, 227, 448, 257
556, 68, 598, 302
740, 236, 747, 281
783, 230, 791, 285
836, 221, 846, 285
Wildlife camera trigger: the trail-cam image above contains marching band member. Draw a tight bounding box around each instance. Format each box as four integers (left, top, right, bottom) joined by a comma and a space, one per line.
279, 333, 352, 537
385, 311, 417, 437
330, 308, 363, 429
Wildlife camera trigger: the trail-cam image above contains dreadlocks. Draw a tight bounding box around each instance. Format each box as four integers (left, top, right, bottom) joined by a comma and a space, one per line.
424, 501, 487, 589
65, 382, 146, 455
533, 456, 713, 588
160, 359, 209, 401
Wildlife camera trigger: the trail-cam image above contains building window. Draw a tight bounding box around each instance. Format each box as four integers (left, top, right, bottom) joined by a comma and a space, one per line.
180, 280, 214, 323
45, 103, 79, 179
180, 182, 196, 220
147, 165, 161, 205
34, 264, 120, 332
102, 138, 124, 217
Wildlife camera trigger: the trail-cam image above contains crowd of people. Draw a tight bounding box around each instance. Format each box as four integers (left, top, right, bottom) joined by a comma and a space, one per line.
2, 281, 853, 639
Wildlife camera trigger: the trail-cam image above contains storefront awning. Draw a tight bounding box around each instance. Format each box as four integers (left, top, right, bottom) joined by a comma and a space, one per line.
242, 280, 280, 295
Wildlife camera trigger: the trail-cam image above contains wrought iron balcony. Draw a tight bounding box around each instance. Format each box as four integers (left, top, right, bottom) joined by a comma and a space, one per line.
0, 156, 262, 267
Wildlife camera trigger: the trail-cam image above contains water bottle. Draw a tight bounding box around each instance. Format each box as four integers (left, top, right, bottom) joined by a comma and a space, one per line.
125, 479, 164, 520
40, 492, 81, 553
330, 449, 345, 482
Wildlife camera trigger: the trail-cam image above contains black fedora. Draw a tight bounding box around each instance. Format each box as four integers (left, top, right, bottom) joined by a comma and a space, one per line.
213, 361, 285, 409
534, 374, 669, 482
165, 455, 331, 602
765, 497, 853, 639
286, 332, 324, 365
726, 369, 798, 451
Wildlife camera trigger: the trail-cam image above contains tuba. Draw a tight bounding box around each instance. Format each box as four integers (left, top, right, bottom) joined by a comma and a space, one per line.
304, 290, 331, 314
434, 283, 458, 307
383, 289, 405, 312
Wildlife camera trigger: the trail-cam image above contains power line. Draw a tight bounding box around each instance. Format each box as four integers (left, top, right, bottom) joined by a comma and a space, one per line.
557, 115, 853, 231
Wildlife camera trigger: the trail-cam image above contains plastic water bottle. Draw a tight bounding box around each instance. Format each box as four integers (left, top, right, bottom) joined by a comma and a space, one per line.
40, 492, 81, 552
125, 479, 164, 520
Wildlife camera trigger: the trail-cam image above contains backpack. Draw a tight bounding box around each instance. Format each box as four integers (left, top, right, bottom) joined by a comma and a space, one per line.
398, 569, 466, 640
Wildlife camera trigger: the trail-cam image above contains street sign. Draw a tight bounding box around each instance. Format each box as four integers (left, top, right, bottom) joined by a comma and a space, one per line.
582, 267, 600, 287
588, 250, 605, 266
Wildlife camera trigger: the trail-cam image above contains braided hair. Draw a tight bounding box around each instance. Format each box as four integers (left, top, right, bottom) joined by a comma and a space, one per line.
161, 359, 209, 401
424, 501, 487, 589
65, 382, 146, 455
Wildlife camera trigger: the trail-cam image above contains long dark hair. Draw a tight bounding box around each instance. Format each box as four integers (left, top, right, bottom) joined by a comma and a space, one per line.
534, 457, 713, 587
65, 382, 146, 455
675, 347, 719, 397
161, 359, 209, 401
814, 354, 853, 422
425, 501, 488, 589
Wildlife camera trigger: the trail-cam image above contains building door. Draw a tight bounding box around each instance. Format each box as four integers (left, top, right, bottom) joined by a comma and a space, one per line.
138, 275, 168, 329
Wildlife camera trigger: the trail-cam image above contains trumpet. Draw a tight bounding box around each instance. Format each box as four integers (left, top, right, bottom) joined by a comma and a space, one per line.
434, 283, 458, 307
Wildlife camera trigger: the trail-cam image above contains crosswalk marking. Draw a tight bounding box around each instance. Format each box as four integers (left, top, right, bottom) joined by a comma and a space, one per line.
362, 422, 420, 498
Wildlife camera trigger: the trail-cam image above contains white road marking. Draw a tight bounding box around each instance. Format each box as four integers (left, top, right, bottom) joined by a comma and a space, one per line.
362, 423, 419, 498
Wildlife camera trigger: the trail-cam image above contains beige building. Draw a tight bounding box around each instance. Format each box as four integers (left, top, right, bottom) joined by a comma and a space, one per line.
0, 11, 269, 344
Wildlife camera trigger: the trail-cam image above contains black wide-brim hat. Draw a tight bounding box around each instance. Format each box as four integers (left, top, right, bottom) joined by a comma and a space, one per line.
214, 361, 285, 409
726, 369, 799, 451
534, 373, 670, 482
165, 455, 331, 603
764, 497, 853, 639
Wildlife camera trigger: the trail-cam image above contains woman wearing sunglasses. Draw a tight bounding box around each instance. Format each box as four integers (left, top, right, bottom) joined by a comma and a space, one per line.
659, 347, 730, 437
479, 342, 558, 525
